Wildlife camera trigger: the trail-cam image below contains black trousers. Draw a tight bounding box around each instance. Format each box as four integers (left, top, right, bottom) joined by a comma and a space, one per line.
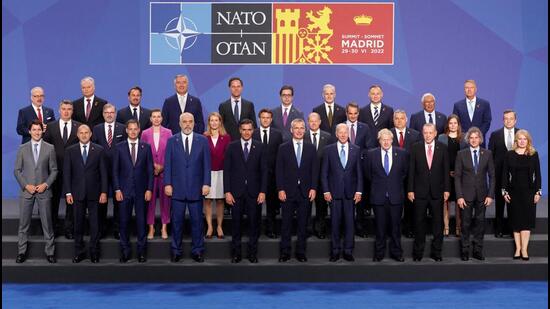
280, 197, 311, 255
73, 199, 99, 256
51, 173, 73, 234
494, 177, 510, 235
232, 195, 261, 256
98, 183, 120, 235
413, 197, 444, 258
313, 194, 328, 234
460, 199, 486, 255
264, 180, 280, 234
373, 199, 403, 258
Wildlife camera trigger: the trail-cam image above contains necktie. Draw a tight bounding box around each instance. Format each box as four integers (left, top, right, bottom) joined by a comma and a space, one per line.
350, 123, 356, 144
82, 145, 88, 164
234, 100, 240, 122
312, 133, 318, 150
473, 149, 479, 174
33, 143, 39, 164
133, 108, 138, 121
327, 105, 333, 127
427, 144, 433, 169
131, 142, 136, 165
283, 108, 289, 127
107, 124, 113, 147
62, 122, 68, 144
428, 113, 434, 124
262, 129, 268, 144
373, 106, 379, 126
468, 100, 475, 121
399, 131, 404, 148
340, 145, 346, 167
243, 141, 249, 161
384, 150, 390, 175
185, 136, 190, 156
85, 98, 92, 120
296, 142, 302, 167
506, 130, 513, 150
37, 108, 43, 123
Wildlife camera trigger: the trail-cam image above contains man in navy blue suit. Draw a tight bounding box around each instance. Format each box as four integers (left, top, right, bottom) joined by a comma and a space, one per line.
409, 93, 446, 136
224, 119, 267, 263
312, 84, 347, 135
322, 123, 363, 262
17, 87, 55, 144
276, 119, 319, 262
113, 119, 154, 263
116, 86, 152, 133
71, 77, 107, 129
164, 113, 211, 263
64, 124, 108, 263
271, 85, 305, 141
162, 75, 205, 135
452, 80, 492, 147
365, 129, 409, 262
359, 85, 394, 133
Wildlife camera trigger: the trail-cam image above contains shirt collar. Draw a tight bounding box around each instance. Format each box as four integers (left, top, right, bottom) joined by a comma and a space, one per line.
31, 103, 42, 110
382, 146, 392, 153
231, 96, 242, 102
128, 138, 139, 144
338, 141, 348, 147
470, 146, 480, 152
293, 138, 303, 144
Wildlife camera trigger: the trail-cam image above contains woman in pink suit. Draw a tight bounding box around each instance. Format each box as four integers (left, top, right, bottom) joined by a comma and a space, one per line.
204, 112, 231, 238
141, 109, 172, 239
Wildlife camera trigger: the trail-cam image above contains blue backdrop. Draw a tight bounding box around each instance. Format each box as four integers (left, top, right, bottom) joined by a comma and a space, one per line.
2, 0, 547, 198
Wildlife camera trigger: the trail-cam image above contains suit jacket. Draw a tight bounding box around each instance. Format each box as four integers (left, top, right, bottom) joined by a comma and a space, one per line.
488, 127, 520, 178
359, 103, 394, 132
271, 105, 305, 141
407, 141, 450, 199
452, 97, 492, 137
252, 127, 283, 176
72, 96, 107, 129
112, 141, 154, 197
219, 99, 257, 140
141, 126, 173, 168
365, 147, 409, 205
162, 94, 204, 135
223, 139, 268, 198
351, 121, 376, 150
206, 134, 231, 171
91, 122, 127, 172
116, 106, 152, 132
304, 130, 334, 161
276, 141, 319, 199
63, 143, 108, 201
14, 140, 58, 199
43, 120, 81, 173
321, 143, 363, 199
16, 105, 55, 143
164, 133, 211, 201
454, 148, 495, 201
409, 110, 447, 135
391, 128, 421, 153
312, 103, 346, 135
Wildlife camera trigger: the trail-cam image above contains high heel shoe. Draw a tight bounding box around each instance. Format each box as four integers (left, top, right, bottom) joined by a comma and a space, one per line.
147, 227, 155, 240
513, 253, 521, 260
216, 227, 224, 239
455, 228, 461, 237
205, 227, 213, 239
161, 228, 168, 240
443, 227, 449, 237
521, 252, 530, 261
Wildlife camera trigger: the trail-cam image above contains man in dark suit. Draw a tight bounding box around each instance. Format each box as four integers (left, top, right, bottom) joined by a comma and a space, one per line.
452, 80, 492, 147
408, 123, 450, 262
64, 125, 108, 263
252, 108, 284, 238
391, 110, 421, 238
276, 119, 319, 262
304, 112, 333, 239
312, 84, 346, 135
219, 77, 257, 140
224, 119, 267, 263
322, 123, 363, 262
72, 76, 107, 129
164, 113, 211, 263
116, 86, 152, 132
455, 127, 495, 261
488, 110, 519, 238
92, 104, 127, 239
271, 85, 305, 141
17, 86, 55, 144
409, 93, 446, 135
365, 129, 409, 262
162, 74, 205, 135
359, 85, 394, 133
113, 119, 154, 263
43, 100, 80, 239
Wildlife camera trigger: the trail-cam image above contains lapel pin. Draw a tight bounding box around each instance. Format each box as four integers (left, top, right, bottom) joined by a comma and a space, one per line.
94, 102, 98, 106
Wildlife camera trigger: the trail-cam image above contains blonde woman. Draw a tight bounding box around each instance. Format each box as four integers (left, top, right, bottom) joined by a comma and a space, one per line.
502, 130, 541, 260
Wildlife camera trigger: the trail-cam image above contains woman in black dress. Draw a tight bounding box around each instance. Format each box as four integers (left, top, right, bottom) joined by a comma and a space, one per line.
502, 130, 542, 260
438, 114, 468, 236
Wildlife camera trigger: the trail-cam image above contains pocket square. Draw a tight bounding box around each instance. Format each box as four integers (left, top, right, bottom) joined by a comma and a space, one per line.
116, 135, 122, 137
46, 117, 52, 120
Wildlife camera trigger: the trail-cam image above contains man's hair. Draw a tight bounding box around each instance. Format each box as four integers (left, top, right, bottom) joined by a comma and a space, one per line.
128, 86, 143, 95
279, 85, 294, 96
28, 119, 43, 131
258, 108, 273, 117
125, 118, 140, 128
239, 118, 254, 128
228, 77, 243, 87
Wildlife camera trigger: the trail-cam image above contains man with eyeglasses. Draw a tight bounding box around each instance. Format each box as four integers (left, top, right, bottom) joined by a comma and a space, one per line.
17, 87, 56, 144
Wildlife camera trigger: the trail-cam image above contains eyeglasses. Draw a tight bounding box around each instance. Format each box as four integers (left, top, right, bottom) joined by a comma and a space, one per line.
32, 95, 45, 98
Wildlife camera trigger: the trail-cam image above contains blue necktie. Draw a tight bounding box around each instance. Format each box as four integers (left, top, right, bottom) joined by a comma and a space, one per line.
82, 145, 88, 164
340, 145, 346, 167
473, 149, 479, 174
428, 113, 434, 124
243, 142, 249, 161
384, 150, 390, 175
373, 106, 379, 126
296, 142, 302, 167
234, 100, 240, 122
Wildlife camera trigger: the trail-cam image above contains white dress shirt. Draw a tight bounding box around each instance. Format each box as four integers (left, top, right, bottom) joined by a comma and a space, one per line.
504, 128, 515, 150
260, 126, 271, 144
324, 102, 335, 117
128, 138, 139, 162
338, 141, 349, 165
309, 129, 320, 149
80, 142, 91, 157
424, 140, 435, 158
83, 95, 95, 115
181, 131, 193, 153
241, 138, 252, 151
129, 105, 141, 121
103, 122, 115, 142
177, 93, 188, 113
381, 147, 393, 171
59, 119, 73, 138
424, 110, 436, 126
153, 131, 160, 151
370, 102, 382, 119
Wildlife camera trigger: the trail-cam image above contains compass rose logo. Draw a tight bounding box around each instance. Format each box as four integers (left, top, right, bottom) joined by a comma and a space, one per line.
162, 14, 200, 53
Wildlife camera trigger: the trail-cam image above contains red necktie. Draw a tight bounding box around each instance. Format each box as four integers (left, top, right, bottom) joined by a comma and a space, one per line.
37, 108, 43, 123
85, 98, 92, 120
107, 124, 113, 147
399, 131, 404, 148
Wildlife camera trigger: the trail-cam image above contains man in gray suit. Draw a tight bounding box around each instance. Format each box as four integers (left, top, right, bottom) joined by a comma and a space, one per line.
14, 120, 58, 263
271, 85, 305, 141
455, 126, 495, 261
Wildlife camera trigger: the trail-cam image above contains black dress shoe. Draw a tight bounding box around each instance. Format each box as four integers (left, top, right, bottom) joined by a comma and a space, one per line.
472, 252, 485, 261
461, 254, 469, 261
495, 232, 504, 238
65, 232, 74, 240
120, 255, 130, 263
16, 254, 26, 264
279, 254, 290, 262
113, 232, 120, 240
47, 255, 57, 264
248, 255, 258, 263
72, 254, 85, 263
413, 256, 422, 262
372, 256, 383, 262
266, 232, 277, 239
191, 254, 205, 263
296, 254, 308, 262
405, 232, 414, 239
343, 254, 355, 262
430, 255, 443, 262
329, 254, 340, 262
138, 255, 147, 263
355, 231, 368, 238
317, 233, 326, 239
171, 255, 182, 262
91, 254, 100, 263
391, 256, 405, 262
231, 255, 242, 263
